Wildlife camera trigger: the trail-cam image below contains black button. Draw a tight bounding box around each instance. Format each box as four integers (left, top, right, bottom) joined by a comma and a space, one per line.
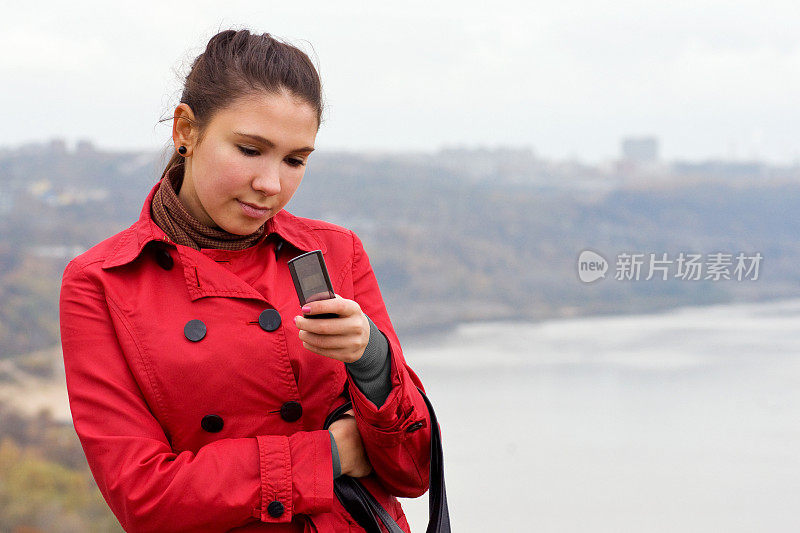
201, 414, 224, 433
406, 421, 424, 433
267, 500, 284, 518
258, 309, 282, 332
280, 401, 303, 422
155, 247, 173, 270
184, 319, 207, 342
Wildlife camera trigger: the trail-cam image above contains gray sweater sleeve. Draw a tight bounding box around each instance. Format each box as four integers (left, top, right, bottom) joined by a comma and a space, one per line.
329, 315, 392, 479
329, 430, 342, 479
345, 315, 392, 408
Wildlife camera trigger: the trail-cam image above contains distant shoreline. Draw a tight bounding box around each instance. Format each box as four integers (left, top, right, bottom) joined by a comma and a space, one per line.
396, 293, 800, 348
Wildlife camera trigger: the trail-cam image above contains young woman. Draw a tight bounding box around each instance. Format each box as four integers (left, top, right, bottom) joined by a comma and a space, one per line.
59, 28, 432, 533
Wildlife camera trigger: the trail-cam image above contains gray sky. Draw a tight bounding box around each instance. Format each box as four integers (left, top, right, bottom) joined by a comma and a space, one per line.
3, 0, 799, 164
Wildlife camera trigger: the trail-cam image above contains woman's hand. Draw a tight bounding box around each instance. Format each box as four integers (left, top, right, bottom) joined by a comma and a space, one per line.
328, 409, 373, 478
294, 294, 370, 364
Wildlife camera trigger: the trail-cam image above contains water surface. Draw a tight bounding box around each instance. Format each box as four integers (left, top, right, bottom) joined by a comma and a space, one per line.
399, 299, 800, 532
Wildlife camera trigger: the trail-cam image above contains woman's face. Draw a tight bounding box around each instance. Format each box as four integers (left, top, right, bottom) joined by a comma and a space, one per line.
174, 90, 318, 235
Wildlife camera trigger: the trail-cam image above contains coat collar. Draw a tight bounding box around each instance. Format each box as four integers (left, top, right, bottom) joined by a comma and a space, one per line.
101, 178, 326, 271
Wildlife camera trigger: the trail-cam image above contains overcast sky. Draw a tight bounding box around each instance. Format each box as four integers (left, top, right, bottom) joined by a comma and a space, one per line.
3, 0, 799, 164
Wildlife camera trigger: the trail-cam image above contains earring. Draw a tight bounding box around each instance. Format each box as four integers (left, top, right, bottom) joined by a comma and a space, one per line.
178, 145, 187, 155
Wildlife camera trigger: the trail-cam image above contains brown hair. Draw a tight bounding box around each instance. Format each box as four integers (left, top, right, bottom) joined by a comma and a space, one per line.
158, 28, 324, 180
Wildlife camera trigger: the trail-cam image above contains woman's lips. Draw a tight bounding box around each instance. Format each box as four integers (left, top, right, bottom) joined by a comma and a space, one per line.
237, 199, 270, 218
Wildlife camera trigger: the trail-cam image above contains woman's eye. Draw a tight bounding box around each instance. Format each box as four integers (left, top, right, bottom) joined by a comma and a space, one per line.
286, 158, 306, 167
237, 146, 259, 156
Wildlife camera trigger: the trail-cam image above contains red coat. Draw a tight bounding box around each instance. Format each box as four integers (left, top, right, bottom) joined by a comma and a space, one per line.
59, 178, 432, 532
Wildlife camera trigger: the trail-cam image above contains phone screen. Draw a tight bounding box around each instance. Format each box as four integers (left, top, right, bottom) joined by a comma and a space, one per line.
295, 255, 330, 302
287, 250, 335, 305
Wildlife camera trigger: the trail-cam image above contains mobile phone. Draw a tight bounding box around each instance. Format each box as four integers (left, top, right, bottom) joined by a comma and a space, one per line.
287, 250, 338, 319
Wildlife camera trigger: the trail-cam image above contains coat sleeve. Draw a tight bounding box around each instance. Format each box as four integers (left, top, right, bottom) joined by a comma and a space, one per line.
59, 260, 333, 533
346, 231, 433, 498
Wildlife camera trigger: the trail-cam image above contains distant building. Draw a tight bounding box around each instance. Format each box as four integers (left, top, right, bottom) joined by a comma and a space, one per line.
671, 160, 766, 179
434, 144, 538, 182
76, 139, 96, 154
621, 136, 659, 163
48, 138, 68, 154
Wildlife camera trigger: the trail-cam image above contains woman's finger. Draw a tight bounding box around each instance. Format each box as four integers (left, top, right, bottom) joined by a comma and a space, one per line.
298, 329, 355, 349
295, 313, 366, 337
302, 294, 361, 319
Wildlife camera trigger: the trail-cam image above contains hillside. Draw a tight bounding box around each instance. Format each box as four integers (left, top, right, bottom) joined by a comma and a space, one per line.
1, 142, 798, 362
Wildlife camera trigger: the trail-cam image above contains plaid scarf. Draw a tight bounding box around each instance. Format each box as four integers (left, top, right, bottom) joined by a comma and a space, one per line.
150, 162, 267, 251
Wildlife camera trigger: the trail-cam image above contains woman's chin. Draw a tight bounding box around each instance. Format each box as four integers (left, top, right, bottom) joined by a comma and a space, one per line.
221, 219, 267, 235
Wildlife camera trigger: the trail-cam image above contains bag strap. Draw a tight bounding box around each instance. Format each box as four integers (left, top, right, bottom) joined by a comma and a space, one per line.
418, 387, 450, 532
324, 386, 450, 533
336, 476, 406, 533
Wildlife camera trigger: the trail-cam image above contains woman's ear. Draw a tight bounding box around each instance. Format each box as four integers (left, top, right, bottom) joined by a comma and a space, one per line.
172, 103, 197, 155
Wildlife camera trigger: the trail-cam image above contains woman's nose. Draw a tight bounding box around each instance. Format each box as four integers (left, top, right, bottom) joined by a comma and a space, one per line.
251, 164, 281, 196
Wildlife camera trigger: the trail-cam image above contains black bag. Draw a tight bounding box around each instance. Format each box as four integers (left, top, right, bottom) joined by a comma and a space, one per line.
323, 386, 450, 533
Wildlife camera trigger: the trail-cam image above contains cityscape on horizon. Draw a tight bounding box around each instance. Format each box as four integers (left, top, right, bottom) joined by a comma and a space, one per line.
2, 135, 796, 169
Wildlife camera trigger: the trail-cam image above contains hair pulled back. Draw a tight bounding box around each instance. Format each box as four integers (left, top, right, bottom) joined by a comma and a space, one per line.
160, 28, 324, 180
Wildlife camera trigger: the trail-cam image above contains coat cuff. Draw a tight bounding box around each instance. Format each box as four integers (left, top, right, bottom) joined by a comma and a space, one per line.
346, 330, 426, 449
253, 430, 334, 523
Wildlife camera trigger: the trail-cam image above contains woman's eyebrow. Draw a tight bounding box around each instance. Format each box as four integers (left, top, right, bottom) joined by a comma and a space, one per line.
233, 131, 315, 153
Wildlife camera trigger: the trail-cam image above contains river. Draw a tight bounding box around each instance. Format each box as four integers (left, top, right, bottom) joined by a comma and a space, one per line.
398, 298, 800, 532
